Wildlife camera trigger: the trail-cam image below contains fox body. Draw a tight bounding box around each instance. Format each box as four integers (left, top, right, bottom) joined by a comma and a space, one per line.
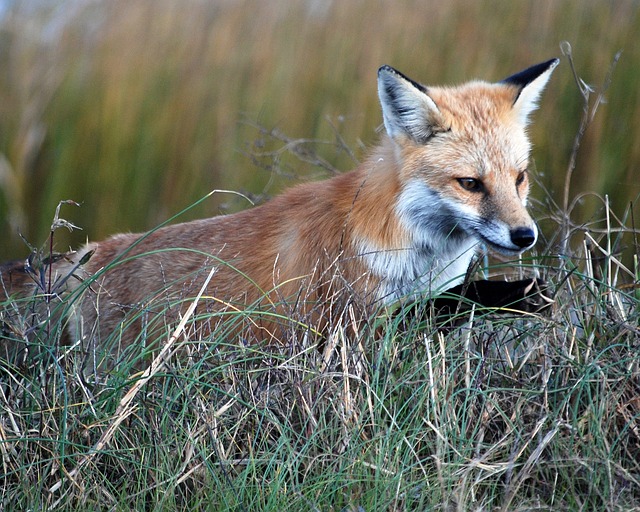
1, 59, 558, 347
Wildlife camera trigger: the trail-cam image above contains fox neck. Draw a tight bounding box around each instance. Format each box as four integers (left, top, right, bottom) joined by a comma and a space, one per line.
345, 138, 478, 304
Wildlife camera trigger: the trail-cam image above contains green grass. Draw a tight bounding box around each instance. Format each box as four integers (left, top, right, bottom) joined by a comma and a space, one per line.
1, 234, 639, 510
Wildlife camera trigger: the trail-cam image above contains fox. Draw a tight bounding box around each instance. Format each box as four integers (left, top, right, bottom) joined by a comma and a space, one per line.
0, 59, 558, 356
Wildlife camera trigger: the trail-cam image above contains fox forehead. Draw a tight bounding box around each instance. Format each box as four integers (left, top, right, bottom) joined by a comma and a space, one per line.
407, 82, 532, 176
426, 80, 519, 121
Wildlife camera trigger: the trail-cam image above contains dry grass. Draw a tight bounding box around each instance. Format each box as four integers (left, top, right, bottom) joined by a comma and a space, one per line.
1, 217, 639, 510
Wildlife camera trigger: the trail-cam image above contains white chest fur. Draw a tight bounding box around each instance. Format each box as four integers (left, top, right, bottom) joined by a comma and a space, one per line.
358, 236, 478, 304
357, 179, 481, 303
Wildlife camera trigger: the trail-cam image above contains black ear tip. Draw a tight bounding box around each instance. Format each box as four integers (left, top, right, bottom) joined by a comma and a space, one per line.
378, 65, 397, 78
546, 57, 561, 70
377, 65, 428, 94
502, 58, 560, 87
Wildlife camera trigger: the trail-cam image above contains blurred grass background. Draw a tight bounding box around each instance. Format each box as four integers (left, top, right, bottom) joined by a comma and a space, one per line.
0, 0, 638, 260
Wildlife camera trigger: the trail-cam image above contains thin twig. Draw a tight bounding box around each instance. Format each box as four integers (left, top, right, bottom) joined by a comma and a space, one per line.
559, 41, 621, 255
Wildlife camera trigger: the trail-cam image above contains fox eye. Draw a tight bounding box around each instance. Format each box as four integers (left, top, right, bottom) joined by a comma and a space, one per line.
457, 178, 484, 193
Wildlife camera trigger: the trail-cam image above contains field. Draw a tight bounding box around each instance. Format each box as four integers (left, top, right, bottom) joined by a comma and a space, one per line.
1, 0, 640, 510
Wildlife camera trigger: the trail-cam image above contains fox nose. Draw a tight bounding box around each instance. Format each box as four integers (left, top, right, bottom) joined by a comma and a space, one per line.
510, 227, 536, 249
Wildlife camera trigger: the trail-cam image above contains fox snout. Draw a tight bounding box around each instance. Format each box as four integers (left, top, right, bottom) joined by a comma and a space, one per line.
472, 215, 538, 256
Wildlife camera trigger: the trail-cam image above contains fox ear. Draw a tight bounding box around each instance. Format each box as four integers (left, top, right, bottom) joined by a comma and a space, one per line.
502, 58, 559, 124
377, 65, 445, 144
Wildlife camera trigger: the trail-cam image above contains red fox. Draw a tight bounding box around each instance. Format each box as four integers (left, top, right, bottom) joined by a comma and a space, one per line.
1, 59, 558, 350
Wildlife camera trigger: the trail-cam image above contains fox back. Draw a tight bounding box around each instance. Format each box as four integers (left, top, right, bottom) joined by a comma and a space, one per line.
1, 59, 558, 351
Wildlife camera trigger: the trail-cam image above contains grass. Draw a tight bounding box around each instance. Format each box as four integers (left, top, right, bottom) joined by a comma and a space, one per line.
1, 1, 640, 510
1, 230, 639, 510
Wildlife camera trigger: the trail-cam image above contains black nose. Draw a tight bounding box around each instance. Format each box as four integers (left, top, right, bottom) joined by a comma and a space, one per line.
510, 227, 536, 249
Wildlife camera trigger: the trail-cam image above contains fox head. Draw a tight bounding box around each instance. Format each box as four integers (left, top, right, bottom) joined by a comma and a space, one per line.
377, 59, 559, 257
